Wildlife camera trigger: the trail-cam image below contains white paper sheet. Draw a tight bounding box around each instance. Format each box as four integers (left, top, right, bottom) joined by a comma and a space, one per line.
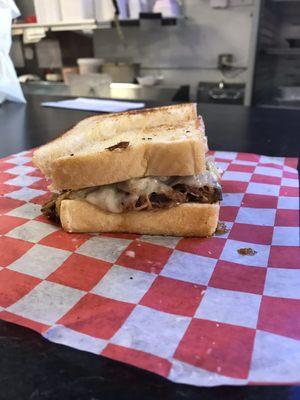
1, 150, 300, 387
41, 97, 145, 113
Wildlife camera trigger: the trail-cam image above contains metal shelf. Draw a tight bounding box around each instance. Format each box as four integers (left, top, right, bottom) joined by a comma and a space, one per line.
12, 15, 182, 36
12, 20, 111, 35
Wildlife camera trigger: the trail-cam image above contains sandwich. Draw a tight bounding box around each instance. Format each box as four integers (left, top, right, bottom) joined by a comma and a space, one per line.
33, 103, 222, 237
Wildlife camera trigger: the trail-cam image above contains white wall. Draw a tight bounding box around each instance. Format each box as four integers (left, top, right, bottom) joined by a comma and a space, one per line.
94, 0, 254, 98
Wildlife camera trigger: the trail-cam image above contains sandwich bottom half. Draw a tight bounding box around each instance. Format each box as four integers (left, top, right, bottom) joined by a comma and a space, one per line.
60, 199, 220, 237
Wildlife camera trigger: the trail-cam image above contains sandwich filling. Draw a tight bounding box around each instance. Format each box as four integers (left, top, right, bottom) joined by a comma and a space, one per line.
42, 157, 222, 222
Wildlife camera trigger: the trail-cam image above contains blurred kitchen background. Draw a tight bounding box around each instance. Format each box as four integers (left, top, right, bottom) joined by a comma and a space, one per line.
10, 0, 300, 108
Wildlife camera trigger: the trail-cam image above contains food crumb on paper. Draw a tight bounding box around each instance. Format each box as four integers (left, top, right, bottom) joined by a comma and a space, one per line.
237, 248, 257, 256
215, 222, 229, 235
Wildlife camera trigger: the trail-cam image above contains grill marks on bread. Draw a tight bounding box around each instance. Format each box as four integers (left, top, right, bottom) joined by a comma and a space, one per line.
106, 141, 130, 151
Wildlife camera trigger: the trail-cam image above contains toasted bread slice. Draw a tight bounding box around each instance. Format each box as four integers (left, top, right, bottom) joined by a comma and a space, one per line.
60, 199, 219, 237
33, 103, 207, 190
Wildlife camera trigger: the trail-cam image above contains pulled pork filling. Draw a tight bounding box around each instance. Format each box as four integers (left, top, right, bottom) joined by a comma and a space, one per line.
42, 157, 222, 221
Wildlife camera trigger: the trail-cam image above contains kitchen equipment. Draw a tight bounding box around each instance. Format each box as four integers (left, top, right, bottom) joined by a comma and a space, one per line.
279, 86, 300, 101
137, 75, 164, 86
21, 81, 69, 96
62, 67, 79, 84
153, 0, 180, 17
20, 80, 187, 102
24, 15, 37, 23
128, 0, 142, 19
140, 0, 156, 12
209, 81, 241, 101
36, 39, 62, 69
286, 38, 300, 48
77, 58, 103, 75
34, 0, 61, 24
102, 62, 140, 83
45, 72, 62, 82
59, 0, 94, 21
109, 82, 187, 101
116, 0, 128, 19
197, 81, 244, 105
18, 74, 41, 83
128, 0, 155, 19
94, 0, 115, 21
22, 27, 46, 44
68, 73, 111, 97
284, 23, 300, 48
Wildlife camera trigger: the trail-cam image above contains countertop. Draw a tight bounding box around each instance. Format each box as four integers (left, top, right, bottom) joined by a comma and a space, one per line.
21, 82, 184, 102
0, 95, 299, 400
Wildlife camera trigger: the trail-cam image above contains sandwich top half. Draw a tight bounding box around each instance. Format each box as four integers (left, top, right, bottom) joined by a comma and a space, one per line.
33, 103, 222, 219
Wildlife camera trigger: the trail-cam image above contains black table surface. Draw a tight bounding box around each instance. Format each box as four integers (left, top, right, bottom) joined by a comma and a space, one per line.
0, 95, 299, 400
0, 95, 299, 158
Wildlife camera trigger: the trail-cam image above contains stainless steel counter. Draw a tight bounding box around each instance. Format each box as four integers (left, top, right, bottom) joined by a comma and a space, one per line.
21, 81, 181, 102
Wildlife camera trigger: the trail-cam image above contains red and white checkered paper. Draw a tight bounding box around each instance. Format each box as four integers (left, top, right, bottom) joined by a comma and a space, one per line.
0, 150, 299, 386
